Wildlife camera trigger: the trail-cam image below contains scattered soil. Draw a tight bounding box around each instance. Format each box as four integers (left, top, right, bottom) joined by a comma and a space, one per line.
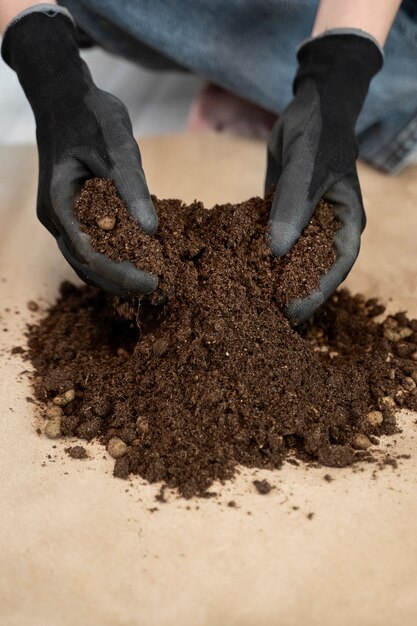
253, 479, 274, 495
65, 445, 88, 459
25, 179, 417, 498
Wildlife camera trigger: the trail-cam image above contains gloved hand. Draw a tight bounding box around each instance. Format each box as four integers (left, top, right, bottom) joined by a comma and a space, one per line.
2, 6, 157, 296
266, 31, 383, 325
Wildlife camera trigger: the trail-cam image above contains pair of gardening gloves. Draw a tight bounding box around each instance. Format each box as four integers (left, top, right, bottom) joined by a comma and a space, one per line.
2, 6, 383, 324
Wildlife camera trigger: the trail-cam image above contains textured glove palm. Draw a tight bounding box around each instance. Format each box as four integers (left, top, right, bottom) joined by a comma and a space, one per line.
2, 8, 157, 295
266, 33, 383, 324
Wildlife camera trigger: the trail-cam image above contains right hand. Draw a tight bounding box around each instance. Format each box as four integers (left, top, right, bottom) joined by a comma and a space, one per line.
2, 6, 158, 296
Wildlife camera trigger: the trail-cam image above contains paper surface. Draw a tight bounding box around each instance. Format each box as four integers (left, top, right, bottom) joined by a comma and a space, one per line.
1, 133, 417, 626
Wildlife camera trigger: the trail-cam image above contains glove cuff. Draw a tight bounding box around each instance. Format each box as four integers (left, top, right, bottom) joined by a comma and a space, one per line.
3, 3, 74, 41
297, 28, 384, 59
1, 7, 93, 117
294, 32, 383, 126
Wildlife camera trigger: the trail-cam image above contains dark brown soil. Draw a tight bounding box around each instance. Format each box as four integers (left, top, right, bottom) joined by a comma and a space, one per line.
65, 445, 88, 459
25, 179, 417, 498
253, 479, 274, 495
74, 178, 337, 308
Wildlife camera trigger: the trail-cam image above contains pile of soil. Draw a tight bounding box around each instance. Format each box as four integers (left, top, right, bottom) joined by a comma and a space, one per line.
26, 179, 417, 498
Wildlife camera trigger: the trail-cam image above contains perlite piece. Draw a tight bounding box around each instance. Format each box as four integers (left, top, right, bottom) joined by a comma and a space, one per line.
97, 215, 116, 231
45, 416, 62, 439
52, 389, 75, 407
45, 405, 63, 420
107, 437, 127, 459
379, 396, 396, 410
403, 377, 416, 392
352, 434, 372, 450
367, 410, 383, 427
383, 326, 413, 342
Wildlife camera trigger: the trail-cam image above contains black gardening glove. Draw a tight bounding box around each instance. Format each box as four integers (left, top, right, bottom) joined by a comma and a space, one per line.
266, 32, 383, 325
2, 6, 157, 296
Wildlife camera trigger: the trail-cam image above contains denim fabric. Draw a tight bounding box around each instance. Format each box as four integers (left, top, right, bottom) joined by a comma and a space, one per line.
59, 0, 417, 173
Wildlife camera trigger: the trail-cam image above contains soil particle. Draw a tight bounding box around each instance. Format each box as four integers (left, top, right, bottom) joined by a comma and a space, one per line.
65, 445, 88, 459
24, 179, 417, 498
75, 417, 101, 441
11, 346, 24, 355
155, 485, 168, 503
114, 455, 130, 479
253, 479, 274, 495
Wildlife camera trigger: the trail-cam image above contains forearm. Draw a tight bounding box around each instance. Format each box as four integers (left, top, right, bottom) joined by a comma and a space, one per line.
312, 0, 402, 46
0, 0, 56, 32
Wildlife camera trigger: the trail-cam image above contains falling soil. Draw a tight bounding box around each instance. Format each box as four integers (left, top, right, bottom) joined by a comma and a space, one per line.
25, 179, 417, 498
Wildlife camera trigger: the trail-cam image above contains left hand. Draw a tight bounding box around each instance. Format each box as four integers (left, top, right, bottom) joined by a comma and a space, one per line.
266, 32, 383, 325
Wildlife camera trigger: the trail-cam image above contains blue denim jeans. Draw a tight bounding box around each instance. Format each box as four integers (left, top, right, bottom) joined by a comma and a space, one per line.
59, 0, 417, 173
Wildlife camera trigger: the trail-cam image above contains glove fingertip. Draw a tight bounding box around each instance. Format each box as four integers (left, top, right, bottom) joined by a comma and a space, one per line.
130, 197, 158, 235
130, 268, 158, 295
285, 290, 324, 326
269, 220, 301, 257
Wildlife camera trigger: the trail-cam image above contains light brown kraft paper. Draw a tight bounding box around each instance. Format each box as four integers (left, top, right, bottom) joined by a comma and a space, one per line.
0, 133, 416, 626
